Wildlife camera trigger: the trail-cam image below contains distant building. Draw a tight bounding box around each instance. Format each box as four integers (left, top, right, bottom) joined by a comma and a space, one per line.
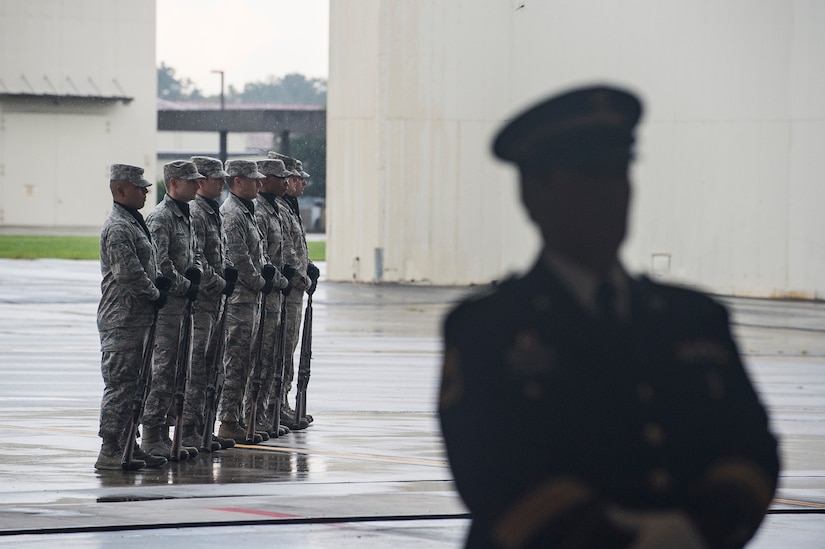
0, 0, 156, 229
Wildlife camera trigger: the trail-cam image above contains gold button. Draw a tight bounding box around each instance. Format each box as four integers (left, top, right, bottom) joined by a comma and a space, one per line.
649, 468, 672, 492
643, 423, 665, 447
637, 383, 653, 402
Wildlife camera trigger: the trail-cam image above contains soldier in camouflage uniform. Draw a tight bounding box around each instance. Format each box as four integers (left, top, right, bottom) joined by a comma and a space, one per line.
95, 164, 168, 471
268, 152, 318, 429
141, 160, 204, 461
185, 156, 237, 452
216, 159, 280, 444
253, 158, 296, 436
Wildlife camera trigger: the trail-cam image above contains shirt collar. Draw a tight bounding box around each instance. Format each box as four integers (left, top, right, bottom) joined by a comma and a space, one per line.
541, 249, 631, 321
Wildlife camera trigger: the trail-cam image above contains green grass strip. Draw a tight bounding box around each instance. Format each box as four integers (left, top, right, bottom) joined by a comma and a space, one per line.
0, 235, 326, 262
0, 236, 100, 259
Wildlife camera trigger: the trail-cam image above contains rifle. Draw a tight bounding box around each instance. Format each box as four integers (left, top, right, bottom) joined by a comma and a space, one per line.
269, 287, 289, 437
246, 264, 276, 444
121, 276, 172, 471
201, 297, 228, 452
294, 278, 316, 428
169, 268, 202, 461
200, 267, 237, 452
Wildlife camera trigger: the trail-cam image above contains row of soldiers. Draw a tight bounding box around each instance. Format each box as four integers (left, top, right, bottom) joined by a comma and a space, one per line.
95, 152, 318, 471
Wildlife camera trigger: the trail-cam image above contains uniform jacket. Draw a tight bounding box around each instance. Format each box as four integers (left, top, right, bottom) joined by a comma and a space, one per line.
276, 195, 310, 290
221, 193, 266, 304
254, 193, 292, 290
146, 194, 202, 306
97, 203, 160, 334
191, 194, 229, 304
439, 260, 780, 549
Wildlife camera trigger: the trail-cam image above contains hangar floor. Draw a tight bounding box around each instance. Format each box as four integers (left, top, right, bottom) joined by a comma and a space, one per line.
0, 259, 823, 547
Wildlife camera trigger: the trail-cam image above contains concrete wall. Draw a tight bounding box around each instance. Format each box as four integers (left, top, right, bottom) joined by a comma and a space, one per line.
327, 1, 825, 298
0, 0, 157, 226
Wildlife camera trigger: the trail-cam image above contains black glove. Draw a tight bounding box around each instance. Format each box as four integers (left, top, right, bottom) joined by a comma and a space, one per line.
307, 263, 320, 283
184, 267, 202, 301
282, 264, 297, 281
261, 264, 276, 295
222, 266, 238, 296
153, 275, 172, 310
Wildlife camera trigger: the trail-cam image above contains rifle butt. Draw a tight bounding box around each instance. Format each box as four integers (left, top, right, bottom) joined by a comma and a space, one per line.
121, 420, 139, 470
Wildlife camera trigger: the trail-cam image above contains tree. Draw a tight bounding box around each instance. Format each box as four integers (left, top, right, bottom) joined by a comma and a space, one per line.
229, 73, 326, 105
157, 62, 203, 100
290, 133, 326, 198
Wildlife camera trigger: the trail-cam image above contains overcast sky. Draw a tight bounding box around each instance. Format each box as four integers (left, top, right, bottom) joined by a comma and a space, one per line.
156, 0, 329, 95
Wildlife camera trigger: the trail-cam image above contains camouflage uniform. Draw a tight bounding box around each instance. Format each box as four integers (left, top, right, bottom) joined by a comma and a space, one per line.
251, 160, 294, 426
218, 191, 268, 426
185, 193, 229, 429
142, 193, 202, 430
276, 193, 311, 399
97, 202, 160, 443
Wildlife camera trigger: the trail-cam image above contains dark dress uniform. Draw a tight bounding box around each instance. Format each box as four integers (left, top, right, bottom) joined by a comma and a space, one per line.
439, 261, 779, 548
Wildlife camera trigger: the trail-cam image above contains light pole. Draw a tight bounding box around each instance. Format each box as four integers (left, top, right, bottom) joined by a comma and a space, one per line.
211, 70, 227, 164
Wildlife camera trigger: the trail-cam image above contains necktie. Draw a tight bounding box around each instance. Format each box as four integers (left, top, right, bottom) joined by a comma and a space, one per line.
596, 280, 618, 323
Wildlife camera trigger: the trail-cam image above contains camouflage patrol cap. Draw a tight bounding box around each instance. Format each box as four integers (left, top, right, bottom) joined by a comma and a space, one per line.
190, 156, 229, 178
266, 151, 299, 174
225, 159, 266, 179
109, 164, 151, 187
294, 160, 310, 179
164, 160, 206, 181
256, 159, 293, 178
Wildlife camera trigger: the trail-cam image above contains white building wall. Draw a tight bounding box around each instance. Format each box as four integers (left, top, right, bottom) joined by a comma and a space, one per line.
0, 0, 157, 226
327, 0, 825, 298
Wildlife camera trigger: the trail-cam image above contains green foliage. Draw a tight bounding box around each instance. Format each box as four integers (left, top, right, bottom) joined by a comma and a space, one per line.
156, 179, 167, 203
157, 62, 203, 100
158, 65, 325, 106
0, 236, 100, 260
229, 73, 326, 105
288, 133, 326, 198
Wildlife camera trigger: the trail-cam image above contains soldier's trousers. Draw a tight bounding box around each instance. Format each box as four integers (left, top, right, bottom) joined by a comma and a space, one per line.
282, 291, 305, 400
183, 300, 220, 428
98, 326, 150, 442
142, 297, 187, 429
218, 299, 260, 425
248, 294, 283, 424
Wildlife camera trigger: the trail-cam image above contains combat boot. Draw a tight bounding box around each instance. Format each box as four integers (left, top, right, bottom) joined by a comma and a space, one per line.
96, 439, 143, 471
283, 397, 311, 429
218, 420, 247, 444
213, 433, 235, 449
163, 426, 198, 460
281, 405, 309, 431
183, 424, 220, 453
285, 395, 313, 424
142, 425, 187, 461
132, 445, 168, 468
255, 425, 270, 441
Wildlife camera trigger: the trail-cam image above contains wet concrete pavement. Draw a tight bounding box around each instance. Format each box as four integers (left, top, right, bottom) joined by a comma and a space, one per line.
0, 258, 824, 547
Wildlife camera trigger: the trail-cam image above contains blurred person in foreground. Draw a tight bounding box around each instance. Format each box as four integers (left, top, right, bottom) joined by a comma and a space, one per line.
438, 85, 779, 549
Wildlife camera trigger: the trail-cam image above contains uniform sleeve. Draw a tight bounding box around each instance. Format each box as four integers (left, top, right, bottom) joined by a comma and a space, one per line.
223, 215, 264, 292
105, 225, 159, 301
148, 210, 189, 297
193, 213, 225, 295
683, 302, 779, 548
